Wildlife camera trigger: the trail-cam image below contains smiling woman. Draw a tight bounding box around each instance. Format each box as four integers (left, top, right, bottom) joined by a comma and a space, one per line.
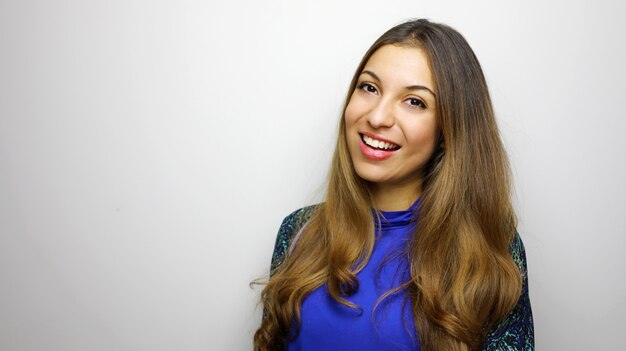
254, 19, 534, 351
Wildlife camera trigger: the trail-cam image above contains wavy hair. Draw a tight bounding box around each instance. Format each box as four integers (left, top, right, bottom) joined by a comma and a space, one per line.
254, 19, 522, 351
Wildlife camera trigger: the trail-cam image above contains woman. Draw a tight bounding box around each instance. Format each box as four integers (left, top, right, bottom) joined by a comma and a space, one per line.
255, 19, 534, 351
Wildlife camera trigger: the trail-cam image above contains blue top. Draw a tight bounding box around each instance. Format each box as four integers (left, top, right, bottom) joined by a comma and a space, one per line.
271, 201, 534, 350
286, 198, 422, 351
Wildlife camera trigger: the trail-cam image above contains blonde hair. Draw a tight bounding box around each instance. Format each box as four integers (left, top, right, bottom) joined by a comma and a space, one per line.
254, 19, 521, 351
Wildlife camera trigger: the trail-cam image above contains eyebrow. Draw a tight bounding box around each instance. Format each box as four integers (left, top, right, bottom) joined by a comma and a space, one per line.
360, 70, 436, 98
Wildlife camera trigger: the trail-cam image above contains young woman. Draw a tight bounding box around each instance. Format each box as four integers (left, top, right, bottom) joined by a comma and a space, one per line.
255, 19, 534, 351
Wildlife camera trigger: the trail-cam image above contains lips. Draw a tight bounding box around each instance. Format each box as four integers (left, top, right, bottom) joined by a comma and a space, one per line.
358, 133, 400, 160
360, 133, 400, 150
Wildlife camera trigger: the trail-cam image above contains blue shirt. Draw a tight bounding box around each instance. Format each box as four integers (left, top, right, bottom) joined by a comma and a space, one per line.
287, 199, 422, 351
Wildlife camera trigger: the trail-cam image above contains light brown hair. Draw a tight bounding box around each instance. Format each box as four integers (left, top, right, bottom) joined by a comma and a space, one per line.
254, 18, 522, 351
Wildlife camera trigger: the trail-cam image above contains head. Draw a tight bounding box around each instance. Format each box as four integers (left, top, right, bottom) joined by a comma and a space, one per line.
335, 19, 499, 209
344, 43, 438, 210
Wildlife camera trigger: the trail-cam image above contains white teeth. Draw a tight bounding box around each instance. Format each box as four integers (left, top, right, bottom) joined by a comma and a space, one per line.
362, 135, 398, 150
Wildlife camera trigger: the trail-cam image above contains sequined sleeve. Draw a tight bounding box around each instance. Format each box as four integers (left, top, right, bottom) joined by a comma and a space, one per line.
483, 233, 535, 350
270, 205, 319, 276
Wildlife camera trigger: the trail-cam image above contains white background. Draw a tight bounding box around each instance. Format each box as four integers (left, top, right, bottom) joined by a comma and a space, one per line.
1, 0, 625, 350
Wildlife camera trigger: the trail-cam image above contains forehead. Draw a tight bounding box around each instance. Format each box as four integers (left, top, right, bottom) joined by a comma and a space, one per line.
362, 44, 435, 90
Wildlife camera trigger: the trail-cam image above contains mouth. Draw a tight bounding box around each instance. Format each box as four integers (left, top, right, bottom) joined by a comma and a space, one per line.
359, 133, 401, 151
358, 133, 400, 161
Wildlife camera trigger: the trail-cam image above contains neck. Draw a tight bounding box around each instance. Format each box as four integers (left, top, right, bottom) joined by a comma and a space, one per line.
370, 180, 423, 211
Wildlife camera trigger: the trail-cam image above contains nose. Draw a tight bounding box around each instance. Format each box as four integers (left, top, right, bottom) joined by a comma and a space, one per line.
366, 98, 395, 129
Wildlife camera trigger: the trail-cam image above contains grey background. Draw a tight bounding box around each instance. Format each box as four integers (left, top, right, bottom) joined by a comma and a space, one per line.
1, 0, 625, 350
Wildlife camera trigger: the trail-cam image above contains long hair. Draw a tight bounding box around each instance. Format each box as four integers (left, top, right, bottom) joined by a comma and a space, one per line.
254, 18, 522, 351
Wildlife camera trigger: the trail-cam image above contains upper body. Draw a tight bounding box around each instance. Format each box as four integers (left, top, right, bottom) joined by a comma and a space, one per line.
270, 203, 534, 350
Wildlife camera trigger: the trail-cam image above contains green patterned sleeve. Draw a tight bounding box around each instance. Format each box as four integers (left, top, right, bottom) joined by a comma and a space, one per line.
483, 233, 535, 350
270, 205, 319, 276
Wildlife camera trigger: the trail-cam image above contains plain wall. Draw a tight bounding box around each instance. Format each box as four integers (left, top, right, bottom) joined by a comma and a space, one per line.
1, 0, 625, 350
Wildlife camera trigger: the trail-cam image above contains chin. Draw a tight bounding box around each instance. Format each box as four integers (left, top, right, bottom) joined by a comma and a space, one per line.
353, 166, 389, 184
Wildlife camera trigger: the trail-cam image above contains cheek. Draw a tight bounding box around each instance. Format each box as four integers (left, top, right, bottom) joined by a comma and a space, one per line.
344, 92, 372, 128
343, 100, 357, 151
344, 98, 358, 128
405, 120, 439, 153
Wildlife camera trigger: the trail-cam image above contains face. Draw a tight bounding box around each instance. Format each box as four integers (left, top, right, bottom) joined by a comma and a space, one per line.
344, 44, 439, 194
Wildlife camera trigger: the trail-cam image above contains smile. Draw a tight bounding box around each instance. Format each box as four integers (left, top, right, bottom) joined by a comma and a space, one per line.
358, 133, 399, 161
360, 133, 400, 150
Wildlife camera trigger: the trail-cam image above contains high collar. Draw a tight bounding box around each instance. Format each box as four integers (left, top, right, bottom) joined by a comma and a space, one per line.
373, 197, 421, 228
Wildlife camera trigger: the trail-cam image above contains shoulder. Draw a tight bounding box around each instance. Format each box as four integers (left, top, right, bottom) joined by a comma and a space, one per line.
483, 232, 534, 350
509, 232, 529, 279
269, 204, 321, 274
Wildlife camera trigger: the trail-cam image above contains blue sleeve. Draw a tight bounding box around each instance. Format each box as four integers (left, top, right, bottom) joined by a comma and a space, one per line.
483, 233, 535, 350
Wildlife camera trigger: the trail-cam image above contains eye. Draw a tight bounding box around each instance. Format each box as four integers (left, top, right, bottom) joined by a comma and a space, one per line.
406, 97, 426, 109
358, 82, 378, 94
